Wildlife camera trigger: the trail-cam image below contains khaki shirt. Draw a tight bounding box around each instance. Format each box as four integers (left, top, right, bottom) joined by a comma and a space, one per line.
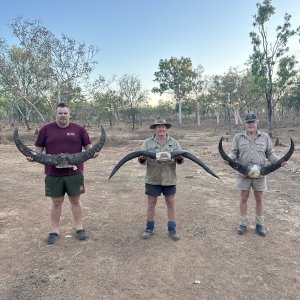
229, 130, 279, 177
141, 134, 182, 185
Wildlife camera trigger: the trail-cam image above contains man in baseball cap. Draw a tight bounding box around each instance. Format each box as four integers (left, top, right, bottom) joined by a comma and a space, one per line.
244, 113, 258, 123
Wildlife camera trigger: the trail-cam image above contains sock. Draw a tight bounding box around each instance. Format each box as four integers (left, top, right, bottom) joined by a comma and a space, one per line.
255, 215, 264, 225
239, 216, 247, 226
168, 221, 176, 232
146, 220, 154, 231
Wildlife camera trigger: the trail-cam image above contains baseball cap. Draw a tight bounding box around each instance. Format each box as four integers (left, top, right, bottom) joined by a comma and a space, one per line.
244, 113, 257, 123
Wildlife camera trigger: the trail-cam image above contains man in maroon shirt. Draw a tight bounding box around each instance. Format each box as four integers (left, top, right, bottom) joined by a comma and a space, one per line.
29, 103, 97, 244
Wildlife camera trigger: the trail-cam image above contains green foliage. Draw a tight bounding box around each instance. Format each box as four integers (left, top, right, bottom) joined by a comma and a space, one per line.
152, 57, 196, 100
0, 17, 100, 125
153, 100, 176, 119
249, 0, 300, 135
280, 76, 300, 111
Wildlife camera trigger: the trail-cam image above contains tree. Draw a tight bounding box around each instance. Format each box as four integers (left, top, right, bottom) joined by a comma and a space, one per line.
207, 75, 224, 124
154, 100, 176, 120
273, 55, 298, 122
281, 75, 300, 118
49, 33, 99, 105
152, 57, 196, 125
92, 89, 123, 126
185, 65, 205, 125
0, 18, 101, 127
249, 0, 300, 137
119, 74, 148, 130
0, 41, 47, 128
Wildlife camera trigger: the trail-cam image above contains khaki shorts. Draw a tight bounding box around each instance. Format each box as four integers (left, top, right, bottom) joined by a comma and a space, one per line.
235, 175, 267, 191
45, 173, 85, 197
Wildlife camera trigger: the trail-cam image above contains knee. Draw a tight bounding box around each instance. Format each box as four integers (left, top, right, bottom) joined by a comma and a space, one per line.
148, 202, 156, 210
240, 197, 248, 204
255, 197, 263, 204
52, 201, 63, 209
70, 199, 81, 207
165, 199, 175, 209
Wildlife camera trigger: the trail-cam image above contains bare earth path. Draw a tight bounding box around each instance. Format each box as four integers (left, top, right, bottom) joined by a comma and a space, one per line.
0, 122, 299, 300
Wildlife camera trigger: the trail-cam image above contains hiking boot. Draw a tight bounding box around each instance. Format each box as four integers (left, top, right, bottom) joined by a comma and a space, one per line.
237, 225, 246, 235
169, 231, 180, 241
141, 230, 153, 239
256, 224, 266, 237
76, 229, 87, 240
47, 232, 59, 244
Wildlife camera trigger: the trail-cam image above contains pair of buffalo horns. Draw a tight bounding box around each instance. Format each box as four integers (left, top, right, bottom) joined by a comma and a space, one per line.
218, 137, 294, 178
13, 126, 106, 166
108, 150, 220, 180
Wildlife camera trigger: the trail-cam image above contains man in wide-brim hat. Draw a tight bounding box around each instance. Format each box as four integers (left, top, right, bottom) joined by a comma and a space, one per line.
138, 117, 183, 241
149, 117, 172, 129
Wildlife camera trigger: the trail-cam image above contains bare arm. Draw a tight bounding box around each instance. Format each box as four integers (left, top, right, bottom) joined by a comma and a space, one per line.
34, 146, 44, 153
26, 146, 44, 162
84, 143, 98, 158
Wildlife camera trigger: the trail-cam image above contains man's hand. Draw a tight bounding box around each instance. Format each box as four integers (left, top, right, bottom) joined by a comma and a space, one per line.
138, 156, 146, 164
281, 161, 288, 167
175, 156, 184, 164
26, 156, 34, 162
93, 152, 99, 159
223, 154, 235, 165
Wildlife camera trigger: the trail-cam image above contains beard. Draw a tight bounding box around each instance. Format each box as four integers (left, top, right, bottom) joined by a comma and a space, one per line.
57, 118, 69, 127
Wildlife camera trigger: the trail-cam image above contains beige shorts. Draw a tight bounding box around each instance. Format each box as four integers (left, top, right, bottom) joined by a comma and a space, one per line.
235, 175, 267, 191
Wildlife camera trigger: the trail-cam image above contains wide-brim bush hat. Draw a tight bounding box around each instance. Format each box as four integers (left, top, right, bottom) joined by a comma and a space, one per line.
150, 117, 172, 129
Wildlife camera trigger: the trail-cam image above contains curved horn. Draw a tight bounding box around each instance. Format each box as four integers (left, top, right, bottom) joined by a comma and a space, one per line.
260, 138, 294, 176
13, 126, 106, 165
14, 128, 59, 165
67, 126, 106, 164
108, 150, 156, 180
218, 137, 248, 175
171, 150, 219, 179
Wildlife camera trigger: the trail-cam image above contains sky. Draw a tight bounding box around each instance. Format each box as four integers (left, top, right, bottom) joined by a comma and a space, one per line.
1, 0, 299, 104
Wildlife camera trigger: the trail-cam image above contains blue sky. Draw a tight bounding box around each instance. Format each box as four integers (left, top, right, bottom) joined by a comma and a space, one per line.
1, 0, 299, 103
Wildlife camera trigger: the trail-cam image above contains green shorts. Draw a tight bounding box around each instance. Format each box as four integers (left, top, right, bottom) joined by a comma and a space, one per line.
45, 173, 85, 197
235, 175, 267, 192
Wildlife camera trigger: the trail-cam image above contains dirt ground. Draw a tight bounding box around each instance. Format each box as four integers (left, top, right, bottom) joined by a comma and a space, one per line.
0, 120, 299, 300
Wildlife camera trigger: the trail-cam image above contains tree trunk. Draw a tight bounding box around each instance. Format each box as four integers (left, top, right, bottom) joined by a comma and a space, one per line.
215, 111, 220, 124
233, 109, 240, 125
196, 107, 201, 126
266, 96, 272, 137
178, 100, 182, 125
267, 69, 273, 137
131, 109, 135, 131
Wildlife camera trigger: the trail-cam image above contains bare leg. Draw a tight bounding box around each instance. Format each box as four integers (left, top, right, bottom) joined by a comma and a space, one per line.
50, 196, 64, 233
240, 190, 250, 217
69, 195, 84, 230
147, 196, 158, 221
165, 194, 176, 221
165, 194, 180, 240
254, 191, 263, 216
254, 190, 266, 236
237, 190, 250, 234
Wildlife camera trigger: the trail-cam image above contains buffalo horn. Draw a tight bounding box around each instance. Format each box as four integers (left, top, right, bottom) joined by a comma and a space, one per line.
171, 150, 219, 179
218, 137, 248, 175
260, 138, 294, 175
13, 126, 106, 165
108, 151, 156, 180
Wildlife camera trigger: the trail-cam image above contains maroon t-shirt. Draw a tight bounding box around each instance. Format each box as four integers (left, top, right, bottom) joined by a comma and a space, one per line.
35, 122, 91, 176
